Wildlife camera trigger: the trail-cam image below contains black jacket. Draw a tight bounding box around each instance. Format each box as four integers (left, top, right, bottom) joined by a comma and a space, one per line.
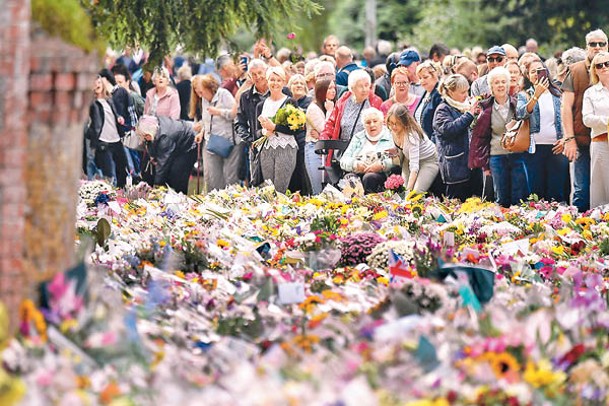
85, 98, 120, 149
146, 116, 197, 186
254, 97, 302, 139
111, 86, 132, 135
234, 85, 269, 143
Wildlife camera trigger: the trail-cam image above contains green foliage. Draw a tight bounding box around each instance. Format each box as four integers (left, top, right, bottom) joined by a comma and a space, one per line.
32, 0, 105, 55
83, 0, 322, 67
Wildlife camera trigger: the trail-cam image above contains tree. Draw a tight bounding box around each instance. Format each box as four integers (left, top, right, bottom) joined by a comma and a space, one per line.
82, 0, 322, 66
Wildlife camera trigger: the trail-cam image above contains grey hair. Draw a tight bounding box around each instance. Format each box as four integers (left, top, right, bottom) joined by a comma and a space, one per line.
360, 107, 384, 123
216, 54, 233, 71
177, 65, 192, 81
561, 47, 586, 66
152, 66, 170, 82
586, 29, 608, 44
486, 66, 511, 93
248, 58, 268, 71
347, 69, 371, 92
314, 61, 335, 77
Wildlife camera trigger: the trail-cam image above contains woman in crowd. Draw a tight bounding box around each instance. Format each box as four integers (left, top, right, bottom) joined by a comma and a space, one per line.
136, 115, 197, 194
306, 79, 336, 194
287, 73, 312, 194
582, 51, 609, 208
190, 74, 241, 192
433, 74, 480, 201
339, 108, 397, 193
380, 67, 421, 117
470, 67, 530, 207
320, 69, 382, 143
85, 75, 128, 187
505, 60, 522, 96
144, 66, 181, 119
413, 61, 443, 142
256, 66, 299, 194
386, 103, 439, 193
516, 59, 568, 203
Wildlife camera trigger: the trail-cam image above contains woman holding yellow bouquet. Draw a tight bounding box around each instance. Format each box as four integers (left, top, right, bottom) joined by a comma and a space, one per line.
256, 66, 306, 193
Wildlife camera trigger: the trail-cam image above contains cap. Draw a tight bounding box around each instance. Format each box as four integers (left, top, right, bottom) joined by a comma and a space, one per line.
486, 46, 506, 56
398, 50, 421, 67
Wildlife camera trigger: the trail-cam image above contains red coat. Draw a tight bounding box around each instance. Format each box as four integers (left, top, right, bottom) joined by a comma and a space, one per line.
319, 90, 382, 165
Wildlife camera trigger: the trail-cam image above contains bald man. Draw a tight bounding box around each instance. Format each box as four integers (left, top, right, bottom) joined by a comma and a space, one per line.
335, 46, 361, 86
454, 58, 479, 85
501, 43, 519, 61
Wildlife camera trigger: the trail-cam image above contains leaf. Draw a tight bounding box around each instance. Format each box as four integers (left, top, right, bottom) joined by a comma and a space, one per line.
95, 218, 111, 249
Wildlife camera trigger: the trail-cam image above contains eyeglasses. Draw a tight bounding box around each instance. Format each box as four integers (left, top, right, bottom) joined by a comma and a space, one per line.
487, 56, 504, 63
588, 41, 607, 48
595, 61, 609, 70
316, 72, 334, 79
394, 81, 409, 87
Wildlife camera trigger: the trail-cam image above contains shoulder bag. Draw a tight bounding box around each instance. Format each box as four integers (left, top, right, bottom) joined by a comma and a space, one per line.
501, 118, 530, 153
206, 102, 235, 158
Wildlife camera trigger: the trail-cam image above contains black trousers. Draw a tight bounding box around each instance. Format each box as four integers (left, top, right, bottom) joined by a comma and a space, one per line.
95, 140, 128, 188
143, 148, 197, 194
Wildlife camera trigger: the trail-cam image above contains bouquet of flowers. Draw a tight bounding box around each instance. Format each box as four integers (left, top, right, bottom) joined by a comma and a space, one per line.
274, 103, 306, 131
384, 174, 406, 193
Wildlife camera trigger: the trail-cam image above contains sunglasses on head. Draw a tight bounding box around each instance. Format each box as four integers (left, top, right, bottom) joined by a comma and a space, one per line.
588, 41, 607, 48
487, 56, 504, 63
595, 61, 609, 70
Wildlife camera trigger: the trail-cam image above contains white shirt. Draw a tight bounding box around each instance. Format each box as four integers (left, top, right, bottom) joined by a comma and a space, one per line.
533, 91, 557, 145
582, 82, 609, 138
98, 99, 120, 143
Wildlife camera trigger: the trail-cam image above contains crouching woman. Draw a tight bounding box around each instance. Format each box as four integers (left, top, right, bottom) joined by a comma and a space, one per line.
137, 115, 198, 194
340, 107, 397, 193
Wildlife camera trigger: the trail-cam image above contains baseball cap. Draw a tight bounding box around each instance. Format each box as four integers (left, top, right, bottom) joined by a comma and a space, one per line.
398, 50, 421, 67
486, 46, 506, 56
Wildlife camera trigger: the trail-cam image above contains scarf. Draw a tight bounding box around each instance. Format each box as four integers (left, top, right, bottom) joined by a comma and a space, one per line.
444, 95, 471, 113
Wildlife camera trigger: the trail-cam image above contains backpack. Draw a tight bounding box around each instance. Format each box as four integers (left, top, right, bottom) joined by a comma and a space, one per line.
129, 90, 145, 119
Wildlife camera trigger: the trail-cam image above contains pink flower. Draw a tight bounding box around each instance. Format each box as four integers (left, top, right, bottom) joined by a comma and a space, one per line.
384, 174, 405, 190
287, 32, 296, 40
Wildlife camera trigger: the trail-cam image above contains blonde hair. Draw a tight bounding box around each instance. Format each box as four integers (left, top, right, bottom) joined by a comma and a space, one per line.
266, 66, 287, 82
390, 67, 410, 84
416, 60, 441, 78
438, 74, 469, 98
590, 52, 609, 85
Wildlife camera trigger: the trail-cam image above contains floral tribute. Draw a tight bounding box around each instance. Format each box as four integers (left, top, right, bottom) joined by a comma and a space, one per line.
2, 180, 609, 405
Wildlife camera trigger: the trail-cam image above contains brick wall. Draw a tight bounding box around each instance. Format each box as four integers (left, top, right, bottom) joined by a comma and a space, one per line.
0, 2, 98, 332
0, 0, 31, 331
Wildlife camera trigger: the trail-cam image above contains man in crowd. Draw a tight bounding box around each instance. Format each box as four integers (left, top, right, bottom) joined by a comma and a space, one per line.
397, 49, 424, 97
562, 29, 609, 212
335, 46, 360, 87
470, 45, 507, 97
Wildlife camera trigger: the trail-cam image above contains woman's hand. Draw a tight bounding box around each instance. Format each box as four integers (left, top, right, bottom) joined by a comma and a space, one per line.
207, 106, 221, 116
483, 168, 491, 177
533, 77, 549, 99
563, 138, 578, 161
552, 138, 565, 155
324, 99, 334, 112
468, 98, 480, 115
193, 121, 203, 133
194, 132, 203, 144
364, 162, 383, 173
354, 162, 366, 173
258, 116, 276, 133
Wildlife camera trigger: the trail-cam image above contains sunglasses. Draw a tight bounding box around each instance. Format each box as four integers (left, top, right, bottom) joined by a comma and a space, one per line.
595, 61, 609, 70
487, 56, 504, 63
588, 41, 607, 48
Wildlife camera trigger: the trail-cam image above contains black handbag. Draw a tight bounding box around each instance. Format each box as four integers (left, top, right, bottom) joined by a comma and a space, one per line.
250, 138, 267, 187
206, 102, 235, 158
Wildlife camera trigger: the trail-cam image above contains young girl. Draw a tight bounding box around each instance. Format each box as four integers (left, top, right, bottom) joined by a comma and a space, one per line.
386, 103, 439, 192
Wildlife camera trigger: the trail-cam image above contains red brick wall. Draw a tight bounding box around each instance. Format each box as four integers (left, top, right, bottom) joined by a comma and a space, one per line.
0, 0, 31, 331
0, 2, 98, 332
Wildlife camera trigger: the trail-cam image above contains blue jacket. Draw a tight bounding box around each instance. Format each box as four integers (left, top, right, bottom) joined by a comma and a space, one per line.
432, 102, 474, 184
417, 85, 443, 143
340, 127, 396, 173
336, 63, 361, 87
515, 88, 563, 139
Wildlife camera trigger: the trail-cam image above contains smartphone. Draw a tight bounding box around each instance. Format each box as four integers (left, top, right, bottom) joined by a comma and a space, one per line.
240, 56, 249, 71
537, 68, 548, 81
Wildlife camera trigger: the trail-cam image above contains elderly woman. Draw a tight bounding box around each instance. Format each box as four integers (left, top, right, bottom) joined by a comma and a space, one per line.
380, 67, 421, 116
340, 108, 397, 193
433, 74, 481, 201
582, 51, 609, 208
505, 60, 522, 96
470, 67, 530, 207
386, 103, 439, 193
320, 69, 382, 143
516, 59, 568, 203
306, 79, 336, 194
136, 115, 197, 194
413, 61, 443, 142
189, 74, 240, 192
287, 73, 312, 194
256, 66, 300, 193
144, 66, 181, 119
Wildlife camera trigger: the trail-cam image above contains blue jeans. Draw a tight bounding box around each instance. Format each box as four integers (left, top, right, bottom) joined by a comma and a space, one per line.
572, 145, 590, 212
489, 153, 530, 207
305, 141, 323, 195
525, 144, 569, 203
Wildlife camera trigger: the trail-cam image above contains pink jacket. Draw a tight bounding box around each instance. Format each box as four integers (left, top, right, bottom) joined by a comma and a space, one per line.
144, 87, 181, 119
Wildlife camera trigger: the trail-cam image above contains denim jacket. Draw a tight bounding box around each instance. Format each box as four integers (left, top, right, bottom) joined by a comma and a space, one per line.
515, 88, 563, 139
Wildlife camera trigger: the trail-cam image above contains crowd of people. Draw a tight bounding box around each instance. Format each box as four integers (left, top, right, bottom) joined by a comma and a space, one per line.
83, 29, 609, 210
